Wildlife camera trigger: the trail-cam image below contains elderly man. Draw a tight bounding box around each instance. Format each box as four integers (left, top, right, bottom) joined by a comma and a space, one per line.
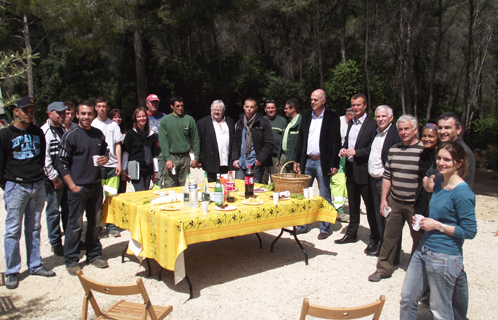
335, 94, 377, 246
232, 97, 274, 183
1, 97, 56, 289
368, 114, 425, 282
159, 96, 200, 187
41, 102, 69, 256
277, 98, 301, 173
366, 105, 402, 256
197, 100, 235, 182
293, 89, 341, 239
262, 99, 287, 183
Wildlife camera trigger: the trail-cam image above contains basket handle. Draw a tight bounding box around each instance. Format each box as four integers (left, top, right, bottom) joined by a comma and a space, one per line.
281, 161, 300, 174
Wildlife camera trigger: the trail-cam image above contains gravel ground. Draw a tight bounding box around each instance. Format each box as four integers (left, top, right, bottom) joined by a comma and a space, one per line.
0, 167, 497, 319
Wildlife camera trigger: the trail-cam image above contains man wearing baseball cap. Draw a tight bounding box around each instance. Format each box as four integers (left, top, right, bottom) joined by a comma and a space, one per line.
146, 94, 166, 186
41, 102, 69, 256
0, 96, 56, 289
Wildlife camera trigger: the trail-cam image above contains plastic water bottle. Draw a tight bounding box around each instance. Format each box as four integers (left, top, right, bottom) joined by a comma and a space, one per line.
183, 173, 190, 207
189, 174, 198, 208
225, 171, 235, 202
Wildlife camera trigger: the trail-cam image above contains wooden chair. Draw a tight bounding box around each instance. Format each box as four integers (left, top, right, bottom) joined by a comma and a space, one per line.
299, 295, 386, 320
77, 270, 173, 320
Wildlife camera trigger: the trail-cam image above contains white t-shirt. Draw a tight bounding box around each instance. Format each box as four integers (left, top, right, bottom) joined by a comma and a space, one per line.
91, 118, 123, 168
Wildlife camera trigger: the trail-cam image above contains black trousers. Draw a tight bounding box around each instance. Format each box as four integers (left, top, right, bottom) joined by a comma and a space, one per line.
370, 176, 385, 240
207, 166, 229, 183
345, 165, 378, 242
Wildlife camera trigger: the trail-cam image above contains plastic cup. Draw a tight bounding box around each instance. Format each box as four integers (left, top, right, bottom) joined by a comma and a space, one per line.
201, 201, 209, 213
92, 155, 100, 166
412, 214, 424, 231
168, 190, 175, 198
383, 206, 392, 217
273, 192, 279, 204
303, 188, 309, 199
159, 192, 166, 197
308, 187, 314, 198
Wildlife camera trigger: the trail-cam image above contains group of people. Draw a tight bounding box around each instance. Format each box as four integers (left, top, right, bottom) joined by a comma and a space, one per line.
0, 90, 477, 319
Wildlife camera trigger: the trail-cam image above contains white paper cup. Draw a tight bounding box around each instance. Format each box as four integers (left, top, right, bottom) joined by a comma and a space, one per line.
412, 214, 424, 231
308, 187, 314, 198
92, 155, 100, 166
168, 190, 175, 198
159, 192, 166, 197
383, 206, 392, 217
303, 188, 309, 199
273, 192, 279, 204
201, 201, 209, 213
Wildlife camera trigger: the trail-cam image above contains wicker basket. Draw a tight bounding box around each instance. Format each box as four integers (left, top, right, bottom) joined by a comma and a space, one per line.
271, 161, 311, 195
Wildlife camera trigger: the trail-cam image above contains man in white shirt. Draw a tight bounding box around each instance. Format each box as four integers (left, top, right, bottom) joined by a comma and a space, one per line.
366, 105, 401, 256
196, 100, 235, 182
91, 97, 123, 237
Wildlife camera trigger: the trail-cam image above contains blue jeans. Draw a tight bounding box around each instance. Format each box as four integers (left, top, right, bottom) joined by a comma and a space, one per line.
64, 184, 103, 266
400, 245, 464, 320
3, 180, 45, 275
45, 181, 69, 247
235, 165, 264, 183
297, 159, 332, 234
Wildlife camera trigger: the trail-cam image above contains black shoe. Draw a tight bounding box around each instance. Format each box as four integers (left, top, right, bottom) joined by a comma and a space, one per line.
66, 264, 81, 276
88, 258, 109, 269
368, 271, 391, 282
32, 266, 56, 277
51, 244, 64, 257
294, 229, 304, 236
364, 240, 377, 253
5, 274, 19, 289
366, 241, 382, 256
334, 235, 357, 244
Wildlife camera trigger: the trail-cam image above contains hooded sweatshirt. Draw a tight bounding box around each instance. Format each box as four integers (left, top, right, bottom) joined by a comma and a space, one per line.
0, 123, 46, 189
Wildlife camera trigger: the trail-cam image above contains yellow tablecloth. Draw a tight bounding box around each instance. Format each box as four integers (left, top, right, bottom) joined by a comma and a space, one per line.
102, 180, 336, 283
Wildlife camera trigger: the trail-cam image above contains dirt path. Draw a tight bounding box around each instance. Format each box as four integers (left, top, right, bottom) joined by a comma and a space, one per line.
0, 168, 496, 319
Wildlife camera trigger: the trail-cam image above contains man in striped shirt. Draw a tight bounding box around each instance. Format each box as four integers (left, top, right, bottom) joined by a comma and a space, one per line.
368, 114, 425, 282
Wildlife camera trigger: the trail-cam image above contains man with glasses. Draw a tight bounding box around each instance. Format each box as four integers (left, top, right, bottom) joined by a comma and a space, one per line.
262, 99, 287, 184
197, 100, 235, 182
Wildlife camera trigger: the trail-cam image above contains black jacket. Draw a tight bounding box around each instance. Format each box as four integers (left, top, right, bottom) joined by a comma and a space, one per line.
343, 116, 378, 185
294, 108, 341, 174
381, 123, 402, 165
231, 113, 274, 167
197, 115, 235, 173
0, 124, 46, 189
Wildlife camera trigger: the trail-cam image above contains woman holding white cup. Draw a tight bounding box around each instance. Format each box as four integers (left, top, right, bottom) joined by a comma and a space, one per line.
400, 142, 477, 319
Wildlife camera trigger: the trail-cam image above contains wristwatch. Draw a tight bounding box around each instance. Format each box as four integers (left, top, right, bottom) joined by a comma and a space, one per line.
439, 223, 445, 233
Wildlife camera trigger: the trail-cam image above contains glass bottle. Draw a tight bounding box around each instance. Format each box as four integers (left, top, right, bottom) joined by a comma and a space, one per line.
183, 173, 190, 207
202, 172, 210, 202
245, 165, 254, 199
214, 173, 224, 205
225, 170, 235, 202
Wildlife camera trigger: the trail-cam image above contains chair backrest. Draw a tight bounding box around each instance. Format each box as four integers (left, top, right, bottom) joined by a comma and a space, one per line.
77, 270, 157, 320
299, 295, 386, 320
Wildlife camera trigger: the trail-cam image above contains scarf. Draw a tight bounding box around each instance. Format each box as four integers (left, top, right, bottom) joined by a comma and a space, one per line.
136, 126, 152, 166
243, 113, 257, 155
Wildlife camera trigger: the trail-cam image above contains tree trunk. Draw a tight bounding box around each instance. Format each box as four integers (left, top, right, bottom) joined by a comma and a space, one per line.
23, 13, 34, 100
313, 1, 324, 89
364, 0, 371, 113
133, 26, 148, 108
340, 0, 347, 63
426, 0, 443, 122
462, 0, 473, 128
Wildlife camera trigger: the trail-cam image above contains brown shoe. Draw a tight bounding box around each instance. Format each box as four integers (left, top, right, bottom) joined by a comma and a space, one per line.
317, 232, 330, 240
368, 271, 391, 282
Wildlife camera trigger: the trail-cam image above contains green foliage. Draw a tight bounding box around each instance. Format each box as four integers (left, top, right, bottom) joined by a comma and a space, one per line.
468, 117, 498, 150
324, 60, 365, 113
260, 71, 306, 110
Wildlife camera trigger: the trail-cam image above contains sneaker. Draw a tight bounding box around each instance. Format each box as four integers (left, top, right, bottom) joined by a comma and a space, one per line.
32, 266, 56, 277
51, 244, 64, 257
5, 274, 19, 289
108, 229, 121, 238
89, 258, 109, 269
66, 264, 81, 276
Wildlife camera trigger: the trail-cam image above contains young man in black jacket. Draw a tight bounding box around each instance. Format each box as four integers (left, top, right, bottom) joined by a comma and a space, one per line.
57, 101, 109, 276
231, 97, 274, 183
0, 96, 56, 290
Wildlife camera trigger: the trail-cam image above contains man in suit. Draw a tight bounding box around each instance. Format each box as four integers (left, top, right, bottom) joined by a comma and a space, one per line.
366, 105, 402, 256
335, 93, 377, 248
293, 89, 341, 240
197, 100, 235, 182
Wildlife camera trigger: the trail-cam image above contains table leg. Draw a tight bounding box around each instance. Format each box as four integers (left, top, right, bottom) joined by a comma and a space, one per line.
185, 273, 193, 299
122, 245, 151, 277
270, 227, 309, 265
255, 233, 263, 249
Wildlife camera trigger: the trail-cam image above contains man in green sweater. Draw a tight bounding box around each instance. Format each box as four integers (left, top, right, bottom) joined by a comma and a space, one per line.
158, 96, 200, 187
277, 98, 302, 173
262, 99, 287, 184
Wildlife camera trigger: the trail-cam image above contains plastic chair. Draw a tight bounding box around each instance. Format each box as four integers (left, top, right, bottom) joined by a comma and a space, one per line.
77, 270, 173, 320
299, 295, 386, 320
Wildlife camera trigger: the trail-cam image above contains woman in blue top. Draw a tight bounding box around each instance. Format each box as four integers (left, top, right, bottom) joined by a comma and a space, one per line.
400, 141, 477, 320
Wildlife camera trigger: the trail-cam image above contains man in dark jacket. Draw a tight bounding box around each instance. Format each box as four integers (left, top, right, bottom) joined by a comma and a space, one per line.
0, 96, 56, 290
232, 97, 274, 183
277, 98, 302, 173
197, 100, 235, 182
293, 89, 342, 239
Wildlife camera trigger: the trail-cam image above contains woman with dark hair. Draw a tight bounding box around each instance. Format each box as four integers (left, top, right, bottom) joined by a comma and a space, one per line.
400, 141, 477, 320
108, 108, 126, 135
122, 107, 159, 191
415, 123, 439, 217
